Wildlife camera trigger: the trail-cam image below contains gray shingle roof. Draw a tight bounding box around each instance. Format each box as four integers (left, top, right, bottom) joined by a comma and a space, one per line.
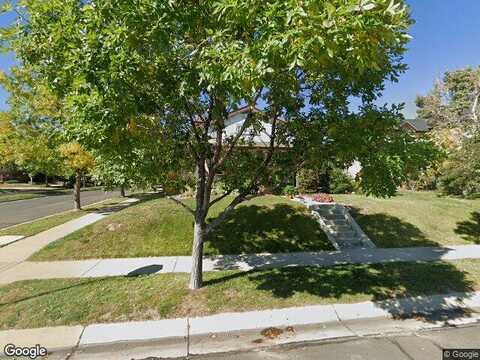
402, 119, 430, 132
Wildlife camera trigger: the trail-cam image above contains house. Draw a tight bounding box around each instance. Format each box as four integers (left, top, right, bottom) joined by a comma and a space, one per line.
400, 119, 431, 134
217, 106, 280, 148
221, 107, 431, 181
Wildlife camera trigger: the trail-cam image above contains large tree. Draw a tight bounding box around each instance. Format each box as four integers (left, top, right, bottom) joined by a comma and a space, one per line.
0, 68, 63, 185
0, 111, 16, 183
3, 0, 436, 289
416, 66, 480, 196
416, 66, 480, 134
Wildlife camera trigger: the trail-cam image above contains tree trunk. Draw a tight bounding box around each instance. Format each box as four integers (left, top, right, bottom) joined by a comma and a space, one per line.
74, 171, 82, 210
189, 219, 206, 290
45, 175, 49, 187
120, 184, 126, 197
0, 173, 4, 183
29, 175, 34, 185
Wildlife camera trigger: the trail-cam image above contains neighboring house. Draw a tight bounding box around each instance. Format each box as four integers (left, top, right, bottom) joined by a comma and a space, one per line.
400, 118, 431, 134
346, 118, 431, 178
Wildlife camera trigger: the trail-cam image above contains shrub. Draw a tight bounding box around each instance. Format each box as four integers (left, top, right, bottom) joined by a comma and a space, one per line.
297, 168, 324, 193
282, 185, 298, 197
329, 168, 355, 194
439, 137, 480, 197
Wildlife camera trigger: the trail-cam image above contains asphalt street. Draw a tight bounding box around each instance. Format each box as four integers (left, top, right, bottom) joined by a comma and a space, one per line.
183, 325, 480, 360
0, 190, 118, 229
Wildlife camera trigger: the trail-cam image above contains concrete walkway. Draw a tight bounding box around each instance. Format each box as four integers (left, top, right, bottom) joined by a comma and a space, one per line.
1, 244, 480, 284
1, 291, 479, 359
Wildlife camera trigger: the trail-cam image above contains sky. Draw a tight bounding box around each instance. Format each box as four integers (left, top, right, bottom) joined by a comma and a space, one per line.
0, 1, 479, 118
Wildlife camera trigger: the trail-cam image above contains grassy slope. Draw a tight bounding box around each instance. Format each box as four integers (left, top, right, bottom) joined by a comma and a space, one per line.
31, 195, 332, 261
334, 191, 480, 247
0, 259, 479, 330
0, 197, 125, 237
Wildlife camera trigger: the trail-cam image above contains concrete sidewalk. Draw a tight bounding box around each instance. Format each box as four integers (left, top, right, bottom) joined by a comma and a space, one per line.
1, 291, 479, 359
1, 244, 480, 284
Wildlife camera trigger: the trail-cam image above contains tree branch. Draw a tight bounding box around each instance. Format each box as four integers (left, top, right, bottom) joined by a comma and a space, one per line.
215, 89, 263, 170
205, 109, 280, 234
208, 188, 233, 208
167, 196, 195, 216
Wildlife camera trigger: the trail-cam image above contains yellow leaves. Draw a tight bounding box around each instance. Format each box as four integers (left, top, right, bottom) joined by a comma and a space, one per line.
59, 142, 95, 171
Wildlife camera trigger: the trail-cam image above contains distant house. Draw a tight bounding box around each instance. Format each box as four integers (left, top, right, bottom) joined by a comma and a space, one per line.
400, 118, 431, 134
346, 118, 431, 178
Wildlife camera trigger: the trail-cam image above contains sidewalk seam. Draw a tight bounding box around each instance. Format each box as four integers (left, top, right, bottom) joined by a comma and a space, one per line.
332, 304, 358, 337
386, 336, 416, 360
65, 326, 86, 360
79, 259, 103, 277
186, 317, 191, 358
172, 256, 179, 273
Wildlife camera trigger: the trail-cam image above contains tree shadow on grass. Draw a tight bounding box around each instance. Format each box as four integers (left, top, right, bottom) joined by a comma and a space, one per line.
205, 260, 476, 323
455, 211, 480, 244
348, 207, 439, 248
206, 204, 333, 255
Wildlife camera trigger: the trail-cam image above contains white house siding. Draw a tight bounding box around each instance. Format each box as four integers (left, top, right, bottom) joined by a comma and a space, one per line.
346, 160, 361, 178
219, 113, 273, 147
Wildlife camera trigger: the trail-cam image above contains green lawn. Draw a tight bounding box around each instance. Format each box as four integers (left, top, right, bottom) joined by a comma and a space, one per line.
30, 195, 332, 261
334, 191, 480, 247
1, 259, 478, 330
0, 197, 126, 238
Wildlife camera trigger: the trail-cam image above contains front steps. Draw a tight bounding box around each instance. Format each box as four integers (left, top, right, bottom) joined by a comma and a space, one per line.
309, 203, 376, 250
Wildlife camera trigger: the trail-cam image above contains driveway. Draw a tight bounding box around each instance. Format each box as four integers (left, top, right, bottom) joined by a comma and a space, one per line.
0, 190, 118, 229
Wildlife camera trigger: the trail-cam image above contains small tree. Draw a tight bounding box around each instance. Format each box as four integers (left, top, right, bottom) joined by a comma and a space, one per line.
59, 142, 95, 210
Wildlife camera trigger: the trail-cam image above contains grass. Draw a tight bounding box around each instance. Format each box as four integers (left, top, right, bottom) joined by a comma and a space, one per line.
0, 197, 126, 237
0, 259, 479, 330
30, 195, 332, 261
334, 191, 480, 247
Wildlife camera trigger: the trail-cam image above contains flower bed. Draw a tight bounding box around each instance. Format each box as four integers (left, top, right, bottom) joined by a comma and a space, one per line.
296, 193, 335, 204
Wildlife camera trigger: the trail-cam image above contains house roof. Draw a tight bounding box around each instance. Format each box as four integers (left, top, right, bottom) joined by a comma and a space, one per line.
227, 105, 263, 118
401, 119, 430, 133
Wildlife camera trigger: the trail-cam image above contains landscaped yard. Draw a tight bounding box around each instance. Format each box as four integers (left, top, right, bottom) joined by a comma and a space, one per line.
334, 191, 480, 247
1, 259, 479, 330
30, 195, 333, 261
0, 197, 126, 238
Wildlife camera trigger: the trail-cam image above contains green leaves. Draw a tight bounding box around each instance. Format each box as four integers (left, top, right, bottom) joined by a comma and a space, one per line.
5, 0, 418, 197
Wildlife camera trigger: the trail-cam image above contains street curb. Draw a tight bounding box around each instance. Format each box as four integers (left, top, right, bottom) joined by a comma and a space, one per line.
1, 291, 479, 359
